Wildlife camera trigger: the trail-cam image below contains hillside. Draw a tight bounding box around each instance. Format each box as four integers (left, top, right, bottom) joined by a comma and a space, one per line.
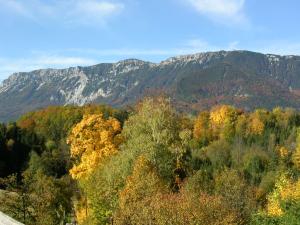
1, 50, 300, 121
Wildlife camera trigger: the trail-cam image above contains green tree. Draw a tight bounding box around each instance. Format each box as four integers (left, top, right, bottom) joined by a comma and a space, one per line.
215, 169, 255, 225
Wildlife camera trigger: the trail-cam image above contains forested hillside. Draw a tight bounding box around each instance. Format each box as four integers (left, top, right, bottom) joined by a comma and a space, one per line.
1, 97, 300, 225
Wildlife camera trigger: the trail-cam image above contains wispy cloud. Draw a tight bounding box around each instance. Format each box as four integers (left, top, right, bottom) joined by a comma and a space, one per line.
0, 55, 97, 81
0, 0, 34, 19
4, 38, 300, 82
0, 38, 242, 81
0, 0, 124, 26
66, 1, 124, 25
51, 38, 239, 57
254, 41, 300, 56
185, 0, 248, 26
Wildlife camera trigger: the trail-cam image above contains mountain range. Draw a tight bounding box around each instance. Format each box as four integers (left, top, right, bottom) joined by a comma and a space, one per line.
1, 50, 300, 122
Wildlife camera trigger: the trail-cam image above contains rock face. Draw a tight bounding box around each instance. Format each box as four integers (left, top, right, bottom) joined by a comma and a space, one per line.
1, 50, 300, 121
0, 211, 24, 225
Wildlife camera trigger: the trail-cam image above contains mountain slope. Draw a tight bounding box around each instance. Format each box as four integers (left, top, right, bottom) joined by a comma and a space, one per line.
1, 50, 300, 121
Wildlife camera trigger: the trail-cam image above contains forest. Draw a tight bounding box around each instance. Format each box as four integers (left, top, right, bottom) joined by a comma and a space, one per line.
0, 97, 300, 225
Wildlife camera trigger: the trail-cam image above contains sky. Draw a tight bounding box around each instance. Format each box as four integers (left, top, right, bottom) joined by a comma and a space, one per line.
1, 0, 300, 81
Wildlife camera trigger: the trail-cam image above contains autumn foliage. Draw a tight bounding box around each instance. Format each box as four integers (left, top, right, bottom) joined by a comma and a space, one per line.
68, 114, 122, 179
2, 100, 300, 225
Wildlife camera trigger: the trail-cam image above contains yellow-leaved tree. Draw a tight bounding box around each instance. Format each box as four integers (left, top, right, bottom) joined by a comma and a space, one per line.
67, 114, 122, 180
292, 130, 300, 170
266, 174, 300, 217
247, 110, 265, 136
209, 105, 238, 140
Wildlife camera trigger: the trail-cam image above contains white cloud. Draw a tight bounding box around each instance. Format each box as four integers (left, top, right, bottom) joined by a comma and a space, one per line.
0, 0, 124, 26
66, 0, 124, 25
186, 0, 248, 26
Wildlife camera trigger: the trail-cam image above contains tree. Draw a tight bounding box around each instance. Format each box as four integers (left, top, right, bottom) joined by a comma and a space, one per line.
252, 174, 300, 225
115, 190, 239, 225
115, 155, 167, 224
121, 97, 182, 185
247, 111, 265, 136
67, 113, 122, 224
193, 111, 212, 145
292, 130, 300, 170
77, 98, 184, 224
0, 169, 73, 225
68, 114, 122, 179
183, 169, 213, 195
242, 147, 270, 185
0, 174, 33, 224
0, 123, 37, 178
23, 170, 73, 225
215, 169, 255, 225
204, 140, 231, 170
209, 105, 239, 141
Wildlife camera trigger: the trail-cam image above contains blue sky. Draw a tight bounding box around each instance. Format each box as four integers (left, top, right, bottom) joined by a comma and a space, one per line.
1, 0, 300, 81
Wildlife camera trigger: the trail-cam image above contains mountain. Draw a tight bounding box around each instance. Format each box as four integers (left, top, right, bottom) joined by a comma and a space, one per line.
1, 50, 300, 121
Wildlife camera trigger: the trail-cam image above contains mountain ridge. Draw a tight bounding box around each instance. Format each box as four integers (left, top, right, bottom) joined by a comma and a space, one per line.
1, 50, 300, 121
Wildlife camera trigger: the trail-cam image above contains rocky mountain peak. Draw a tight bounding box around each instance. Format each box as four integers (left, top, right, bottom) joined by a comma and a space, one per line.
2, 50, 300, 121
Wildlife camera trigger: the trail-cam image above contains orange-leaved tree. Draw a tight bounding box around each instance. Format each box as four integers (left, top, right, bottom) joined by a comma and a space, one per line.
67, 114, 122, 180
